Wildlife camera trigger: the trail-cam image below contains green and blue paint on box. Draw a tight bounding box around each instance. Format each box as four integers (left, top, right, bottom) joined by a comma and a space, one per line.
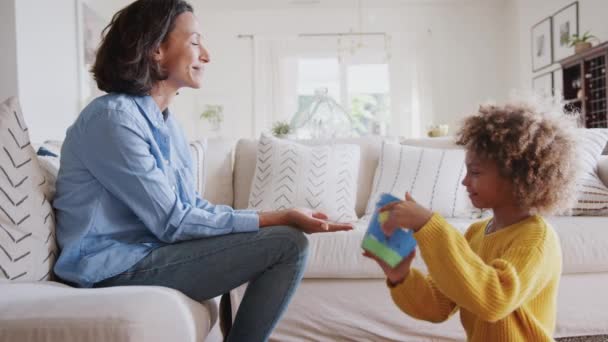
361, 193, 417, 268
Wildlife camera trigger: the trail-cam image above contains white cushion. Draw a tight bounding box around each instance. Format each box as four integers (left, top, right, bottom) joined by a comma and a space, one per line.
197, 138, 235, 206
0, 281, 216, 342
303, 215, 608, 279
189, 139, 208, 200
365, 142, 473, 218
247, 134, 360, 222
571, 129, 608, 215
35, 142, 61, 201
234, 136, 387, 218
0, 97, 56, 281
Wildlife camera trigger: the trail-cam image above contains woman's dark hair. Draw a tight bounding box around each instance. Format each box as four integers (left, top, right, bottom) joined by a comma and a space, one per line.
92, 0, 193, 95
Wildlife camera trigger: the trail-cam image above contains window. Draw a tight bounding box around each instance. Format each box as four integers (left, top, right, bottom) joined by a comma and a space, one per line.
296, 58, 391, 136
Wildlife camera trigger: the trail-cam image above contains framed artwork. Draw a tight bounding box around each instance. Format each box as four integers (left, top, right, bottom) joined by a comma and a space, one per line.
532, 72, 554, 97
552, 2, 579, 61
553, 68, 564, 100
76, 1, 107, 109
531, 17, 553, 72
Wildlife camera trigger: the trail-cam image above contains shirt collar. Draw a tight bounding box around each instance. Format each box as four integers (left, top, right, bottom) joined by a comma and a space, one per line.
133, 95, 169, 128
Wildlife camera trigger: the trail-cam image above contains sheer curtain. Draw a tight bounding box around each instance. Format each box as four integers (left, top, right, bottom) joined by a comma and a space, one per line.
388, 31, 435, 138
252, 36, 298, 137
250, 32, 434, 139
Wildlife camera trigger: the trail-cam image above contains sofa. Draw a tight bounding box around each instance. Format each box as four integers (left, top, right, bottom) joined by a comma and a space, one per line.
226, 135, 608, 341
2, 95, 608, 341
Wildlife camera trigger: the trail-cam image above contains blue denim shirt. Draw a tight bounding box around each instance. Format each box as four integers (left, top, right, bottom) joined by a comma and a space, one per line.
53, 94, 259, 288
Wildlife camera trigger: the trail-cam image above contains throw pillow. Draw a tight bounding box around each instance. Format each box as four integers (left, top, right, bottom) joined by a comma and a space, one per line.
365, 142, 473, 218
571, 129, 608, 215
0, 97, 56, 281
248, 134, 360, 222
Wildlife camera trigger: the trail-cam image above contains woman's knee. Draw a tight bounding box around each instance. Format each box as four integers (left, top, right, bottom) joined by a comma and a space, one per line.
266, 226, 309, 261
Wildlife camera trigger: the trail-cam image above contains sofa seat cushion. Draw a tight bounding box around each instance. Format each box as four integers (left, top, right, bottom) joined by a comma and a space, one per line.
303, 216, 608, 279
0, 281, 217, 342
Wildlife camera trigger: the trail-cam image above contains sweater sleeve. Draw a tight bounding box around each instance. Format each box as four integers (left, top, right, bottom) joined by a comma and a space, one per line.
389, 268, 458, 323
413, 213, 553, 323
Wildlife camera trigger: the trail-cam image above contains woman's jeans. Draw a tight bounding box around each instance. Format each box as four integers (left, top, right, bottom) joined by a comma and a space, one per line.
94, 226, 309, 342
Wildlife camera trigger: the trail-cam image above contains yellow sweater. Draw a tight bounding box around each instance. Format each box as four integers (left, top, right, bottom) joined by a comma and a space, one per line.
389, 214, 562, 341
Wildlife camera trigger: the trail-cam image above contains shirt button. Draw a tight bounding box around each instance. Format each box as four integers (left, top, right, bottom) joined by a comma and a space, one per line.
172, 185, 176, 191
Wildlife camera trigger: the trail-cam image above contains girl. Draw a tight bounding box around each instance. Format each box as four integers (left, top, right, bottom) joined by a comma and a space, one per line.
365, 102, 577, 341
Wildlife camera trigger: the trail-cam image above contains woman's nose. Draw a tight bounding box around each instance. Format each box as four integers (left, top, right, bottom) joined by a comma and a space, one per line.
200, 45, 210, 63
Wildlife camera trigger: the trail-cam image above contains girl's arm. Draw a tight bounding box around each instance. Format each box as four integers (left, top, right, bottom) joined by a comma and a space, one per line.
389, 268, 458, 323
414, 214, 556, 322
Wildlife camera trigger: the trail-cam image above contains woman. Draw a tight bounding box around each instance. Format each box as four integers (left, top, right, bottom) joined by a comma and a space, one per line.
53, 1, 352, 340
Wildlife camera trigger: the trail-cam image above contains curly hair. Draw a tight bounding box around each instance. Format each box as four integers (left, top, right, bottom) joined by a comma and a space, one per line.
455, 101, 578, 215
92, 0, 193, 95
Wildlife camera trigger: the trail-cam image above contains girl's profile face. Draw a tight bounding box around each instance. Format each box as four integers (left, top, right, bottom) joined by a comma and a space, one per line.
461, 150, 516, 210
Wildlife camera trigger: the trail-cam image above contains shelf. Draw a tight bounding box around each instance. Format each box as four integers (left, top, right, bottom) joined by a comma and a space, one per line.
559, 43, 608, 128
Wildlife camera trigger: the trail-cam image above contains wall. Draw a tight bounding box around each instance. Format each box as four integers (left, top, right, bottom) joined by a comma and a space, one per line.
14, 0, 81, 143
7, 0, 514, 141
166, 0, 513, 140
0, 0, 19, 103
513, 0, 608, 91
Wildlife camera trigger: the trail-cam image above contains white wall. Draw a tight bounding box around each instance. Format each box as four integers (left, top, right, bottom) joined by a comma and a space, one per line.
9, 0, 515, 141
0, 0, 19, 103
513, 0, 608, 91
14, 0, 80, 143
165, 1, 513, 140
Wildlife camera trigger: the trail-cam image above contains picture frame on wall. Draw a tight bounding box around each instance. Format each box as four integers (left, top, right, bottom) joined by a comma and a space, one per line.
552, 1, 579, 62
531, 17, 553, 72
532, 72, 554, 97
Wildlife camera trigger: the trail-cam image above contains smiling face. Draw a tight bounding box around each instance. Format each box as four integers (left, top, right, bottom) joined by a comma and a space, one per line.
461, 150, 516, 210
156, 12, 210, 91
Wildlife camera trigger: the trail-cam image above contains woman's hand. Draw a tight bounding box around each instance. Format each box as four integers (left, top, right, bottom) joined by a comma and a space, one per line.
259, 208, 353, 234
363, 249, 416, 286
380, 192, 433, 236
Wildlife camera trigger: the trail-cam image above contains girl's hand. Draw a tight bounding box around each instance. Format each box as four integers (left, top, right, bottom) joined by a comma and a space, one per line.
363, 249, 416, 286
379, 192, 433, 235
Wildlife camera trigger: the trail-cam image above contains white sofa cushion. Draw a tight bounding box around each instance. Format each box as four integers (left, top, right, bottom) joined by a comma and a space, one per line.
247, 134, 360, 222
196, 138, 235, 206
365, 142, 473, 218
0, 97, 56, 281
571, 129, 608, 215
234, 136, 387, 218
303, 216, 608, 279
0, 281, 217, 342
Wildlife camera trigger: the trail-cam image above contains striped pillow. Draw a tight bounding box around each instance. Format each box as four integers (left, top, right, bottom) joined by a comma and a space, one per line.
365, 142, 474, 218
572, 129, 608, 215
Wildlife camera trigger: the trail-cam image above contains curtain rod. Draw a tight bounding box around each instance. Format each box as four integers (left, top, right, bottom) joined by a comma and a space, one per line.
236, 32, 387, 38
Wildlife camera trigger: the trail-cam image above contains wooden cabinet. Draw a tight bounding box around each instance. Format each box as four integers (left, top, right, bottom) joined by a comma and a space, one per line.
559, 42, 608, 128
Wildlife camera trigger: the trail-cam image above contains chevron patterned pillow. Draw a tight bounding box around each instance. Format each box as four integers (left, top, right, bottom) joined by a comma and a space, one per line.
248, 134, 360, 222
365, 142, 474, 218
0, 97, 56, 281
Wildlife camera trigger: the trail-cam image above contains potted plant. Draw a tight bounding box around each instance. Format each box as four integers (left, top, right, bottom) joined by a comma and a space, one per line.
271, 121, 292, 138
568, 31, 600, 54
199, 105, 223, 131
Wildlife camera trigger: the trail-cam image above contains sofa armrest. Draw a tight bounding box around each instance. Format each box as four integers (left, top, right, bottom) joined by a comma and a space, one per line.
0, 281, 217, 342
